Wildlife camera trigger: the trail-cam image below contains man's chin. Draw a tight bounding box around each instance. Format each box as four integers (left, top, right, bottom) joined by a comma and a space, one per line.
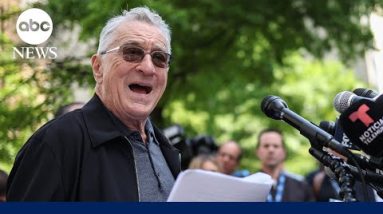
128, 110, 151, 120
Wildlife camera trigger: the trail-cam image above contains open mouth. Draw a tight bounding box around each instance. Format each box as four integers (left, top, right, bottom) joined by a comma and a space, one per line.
129, 83, 152, 94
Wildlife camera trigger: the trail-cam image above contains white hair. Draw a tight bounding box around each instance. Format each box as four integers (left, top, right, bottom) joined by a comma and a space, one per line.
97, 7, 171, 54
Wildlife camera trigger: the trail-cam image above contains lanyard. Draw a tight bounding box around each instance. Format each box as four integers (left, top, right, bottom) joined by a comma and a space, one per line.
267, 173, 286, 202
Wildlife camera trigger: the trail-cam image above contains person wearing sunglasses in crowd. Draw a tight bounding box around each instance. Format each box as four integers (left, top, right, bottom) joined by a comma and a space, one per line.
7, 7, 180, 201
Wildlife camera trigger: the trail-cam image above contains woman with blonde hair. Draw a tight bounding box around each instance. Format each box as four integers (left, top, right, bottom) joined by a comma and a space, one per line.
188, 154, 222, 172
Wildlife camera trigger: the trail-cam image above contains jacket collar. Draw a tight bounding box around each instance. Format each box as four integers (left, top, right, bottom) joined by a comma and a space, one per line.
81, 95, 125, 148
81, 94, 171, 148
81, 94, 180, 176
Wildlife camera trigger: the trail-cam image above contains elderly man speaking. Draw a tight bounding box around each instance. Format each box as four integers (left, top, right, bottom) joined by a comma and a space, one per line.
7, 7, 180, 201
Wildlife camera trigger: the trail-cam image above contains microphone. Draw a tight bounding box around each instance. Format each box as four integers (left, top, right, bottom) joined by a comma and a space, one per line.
318, 121, 380, 171
261, 95, 383, 198
319, 120, 359, 150
319, 121, 336, 135
261, 95, 352, 157
328, 88, 379, 149
333, 91, 375, 113
353, 88, 379, 98
338, 93, 383, 157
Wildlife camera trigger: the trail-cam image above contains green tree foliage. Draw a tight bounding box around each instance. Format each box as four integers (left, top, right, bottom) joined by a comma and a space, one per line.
0, 5, 81, 171
164, 54, 366, 173
1, 0, 381, 174
0, 39, 79, 171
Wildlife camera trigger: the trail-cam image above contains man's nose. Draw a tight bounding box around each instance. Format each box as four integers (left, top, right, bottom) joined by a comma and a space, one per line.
138, 54, 156, 74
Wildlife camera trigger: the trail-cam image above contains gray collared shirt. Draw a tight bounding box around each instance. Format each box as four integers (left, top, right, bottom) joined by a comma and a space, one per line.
128, 121, 175, 201
109, 114, 175, 201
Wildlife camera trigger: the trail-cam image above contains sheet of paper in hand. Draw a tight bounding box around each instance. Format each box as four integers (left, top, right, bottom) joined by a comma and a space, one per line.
167, 169, 273, 202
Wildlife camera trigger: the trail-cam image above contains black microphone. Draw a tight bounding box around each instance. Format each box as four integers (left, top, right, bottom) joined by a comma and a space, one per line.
319, 121, 336, 135
353, 88, 379, 98
338, 93, 383, 157
261, 95, 383, 198
318, 122, 378, 171
319, 120, 359, 150
320, 120, 383, 169
261, 95, 352, 158
330, 89, 379, 149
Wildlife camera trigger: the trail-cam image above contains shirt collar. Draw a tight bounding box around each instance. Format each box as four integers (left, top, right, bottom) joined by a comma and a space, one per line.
145, 119, 160, 146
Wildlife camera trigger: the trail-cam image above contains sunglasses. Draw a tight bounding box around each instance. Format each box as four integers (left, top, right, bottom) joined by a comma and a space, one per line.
100, 44, 171, 68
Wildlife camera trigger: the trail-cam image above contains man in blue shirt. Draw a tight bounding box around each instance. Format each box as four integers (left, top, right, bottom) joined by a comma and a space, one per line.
256, 128, 314, 202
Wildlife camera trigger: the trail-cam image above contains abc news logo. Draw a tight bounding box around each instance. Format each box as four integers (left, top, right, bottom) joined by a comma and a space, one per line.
13, 8, 57, 59
18, 19, 51, 32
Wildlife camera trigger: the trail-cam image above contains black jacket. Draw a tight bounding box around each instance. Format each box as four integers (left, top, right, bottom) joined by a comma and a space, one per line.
281, 173, 315, 202
7, 95, 181, 201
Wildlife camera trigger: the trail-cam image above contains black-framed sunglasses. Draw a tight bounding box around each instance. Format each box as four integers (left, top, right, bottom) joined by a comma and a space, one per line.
100, 44, 171, 68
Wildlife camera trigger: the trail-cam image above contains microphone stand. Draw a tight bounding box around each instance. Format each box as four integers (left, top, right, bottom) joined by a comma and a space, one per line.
346, 164, 383, 199
309, 147, 357, 202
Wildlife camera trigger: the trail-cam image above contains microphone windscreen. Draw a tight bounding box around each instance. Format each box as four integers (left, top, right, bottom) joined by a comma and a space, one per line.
334, 91, 355, 113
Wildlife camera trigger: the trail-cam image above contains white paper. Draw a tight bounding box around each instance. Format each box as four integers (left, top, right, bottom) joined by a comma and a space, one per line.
167, 169, 273, 202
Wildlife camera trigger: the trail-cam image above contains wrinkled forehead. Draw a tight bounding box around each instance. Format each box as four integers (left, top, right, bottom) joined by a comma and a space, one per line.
110, 21, 169, 51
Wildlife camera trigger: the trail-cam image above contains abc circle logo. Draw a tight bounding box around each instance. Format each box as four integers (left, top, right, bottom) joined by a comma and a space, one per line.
16, 8, 53, 45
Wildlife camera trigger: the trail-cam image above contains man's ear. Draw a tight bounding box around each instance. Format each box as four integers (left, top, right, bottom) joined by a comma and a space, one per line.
91, 54, 103, 84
